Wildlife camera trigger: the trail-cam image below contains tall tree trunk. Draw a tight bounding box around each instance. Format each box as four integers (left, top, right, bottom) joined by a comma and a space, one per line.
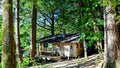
2, 0, 16, 68
103, 1, 120, 67
30, 0, 37, 59
51, 10, 54, 35
15, 0, 22, 64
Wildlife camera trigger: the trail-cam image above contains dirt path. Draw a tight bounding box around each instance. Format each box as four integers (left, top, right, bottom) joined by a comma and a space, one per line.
29, 54, 101, 68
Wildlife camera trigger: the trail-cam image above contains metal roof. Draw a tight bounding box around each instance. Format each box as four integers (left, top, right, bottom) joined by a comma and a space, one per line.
37, 33, 80, 43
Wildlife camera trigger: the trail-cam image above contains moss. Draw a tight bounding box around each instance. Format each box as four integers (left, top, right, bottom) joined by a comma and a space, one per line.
2, 0, 16, 68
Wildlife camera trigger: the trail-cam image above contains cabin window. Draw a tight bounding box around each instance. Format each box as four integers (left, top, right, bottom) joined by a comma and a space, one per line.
44, 43, 48, 48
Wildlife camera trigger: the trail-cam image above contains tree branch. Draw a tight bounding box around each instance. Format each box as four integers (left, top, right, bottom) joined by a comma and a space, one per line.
38, 20, 51, 28
38, 9, 52, 24
37, 23, 51, 30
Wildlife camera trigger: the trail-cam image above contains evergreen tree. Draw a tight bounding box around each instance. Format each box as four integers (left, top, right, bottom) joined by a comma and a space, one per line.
30, 0, 37, 59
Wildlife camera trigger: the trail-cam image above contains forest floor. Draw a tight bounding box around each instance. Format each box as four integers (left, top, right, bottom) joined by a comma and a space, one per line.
29, 54, 103, 68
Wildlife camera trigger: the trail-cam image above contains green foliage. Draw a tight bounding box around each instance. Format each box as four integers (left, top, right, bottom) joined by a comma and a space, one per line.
101, 0, 117, 10
0, 17, 2, 62
80, 33, 86, 40
21, 57, 53, 68
101, 0, 109, 7
20, 23, 31, 51
116, 4, 120, 23
21, 57, 30, 67
38, 65, 54, 68
0, 63, 2, 68
21, 57, 36, 68
69, 0, 104, 46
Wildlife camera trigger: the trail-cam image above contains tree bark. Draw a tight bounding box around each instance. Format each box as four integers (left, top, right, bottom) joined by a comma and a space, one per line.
103, 1, 120, 68
30, 0, 37, 59
2, 0, 16, 68
15, 0, 22, 64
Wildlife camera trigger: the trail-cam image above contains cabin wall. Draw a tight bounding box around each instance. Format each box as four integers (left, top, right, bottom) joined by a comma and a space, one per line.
59, 43, 83, 57
63, 45, 70, 57
70, 45, 76, 57
76, 42, 83, 57
38, 41, 83, 57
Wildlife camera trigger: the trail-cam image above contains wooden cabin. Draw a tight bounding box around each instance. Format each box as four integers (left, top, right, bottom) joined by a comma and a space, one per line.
37, 33, 83, 58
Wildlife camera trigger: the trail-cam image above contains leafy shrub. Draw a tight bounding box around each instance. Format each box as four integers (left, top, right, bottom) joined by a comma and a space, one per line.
22, 57, 30, 68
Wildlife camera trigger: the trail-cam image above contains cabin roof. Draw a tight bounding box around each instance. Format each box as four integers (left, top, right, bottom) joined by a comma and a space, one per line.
37, 33, 80, 43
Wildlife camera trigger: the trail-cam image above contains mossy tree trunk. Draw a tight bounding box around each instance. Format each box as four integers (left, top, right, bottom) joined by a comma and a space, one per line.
30, 0, 37, 59
2, 0, 16, 68
103, 0, 120, 68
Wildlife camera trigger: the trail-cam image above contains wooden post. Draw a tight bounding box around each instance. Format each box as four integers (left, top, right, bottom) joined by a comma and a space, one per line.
84, 39, 87, 59
38, 43, 40, 56
40, 43, 43, 57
